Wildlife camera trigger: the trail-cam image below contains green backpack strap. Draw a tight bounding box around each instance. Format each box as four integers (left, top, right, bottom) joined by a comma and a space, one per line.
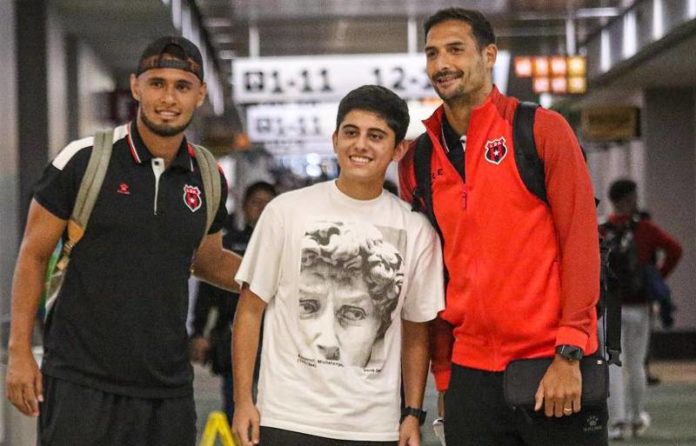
46, 129, 113, 316
192, 144, 221, 235
61, 129, 114, 262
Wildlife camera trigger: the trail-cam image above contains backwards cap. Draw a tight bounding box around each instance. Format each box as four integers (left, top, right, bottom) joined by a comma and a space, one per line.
136, 36, 204, 81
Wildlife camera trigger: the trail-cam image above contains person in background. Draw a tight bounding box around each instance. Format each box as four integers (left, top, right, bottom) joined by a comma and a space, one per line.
189, 181, 276, 422
399, 8, 605, 445
232, 85, 444, 446
603, 178, 682, 440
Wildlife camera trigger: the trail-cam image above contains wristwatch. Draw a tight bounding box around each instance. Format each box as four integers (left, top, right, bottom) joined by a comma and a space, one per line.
556, 344, 584, 361
400, 406, 427, 426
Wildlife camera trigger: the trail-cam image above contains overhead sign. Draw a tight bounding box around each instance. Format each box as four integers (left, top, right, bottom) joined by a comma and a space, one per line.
581, 106, 640, 142
247, 101, 438, 151
233, 52, 509, 103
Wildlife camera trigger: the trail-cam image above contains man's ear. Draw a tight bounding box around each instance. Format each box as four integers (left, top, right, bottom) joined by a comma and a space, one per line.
196, 82, 208, 108
130, 74, 141, 102
392, 140, 409, 162
331, 131, 338, 154
484, 43, 498, 70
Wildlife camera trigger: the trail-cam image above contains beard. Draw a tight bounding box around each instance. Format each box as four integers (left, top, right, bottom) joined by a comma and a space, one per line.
139, 108, 193, 137
432, 70, 466, 102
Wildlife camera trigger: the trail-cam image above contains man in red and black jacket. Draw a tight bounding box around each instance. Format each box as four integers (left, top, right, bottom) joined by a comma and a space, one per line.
603, 178, 682, 439
398, 8, 605, 445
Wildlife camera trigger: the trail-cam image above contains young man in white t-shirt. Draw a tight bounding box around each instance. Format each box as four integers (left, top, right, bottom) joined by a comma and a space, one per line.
232, 85, 445, 446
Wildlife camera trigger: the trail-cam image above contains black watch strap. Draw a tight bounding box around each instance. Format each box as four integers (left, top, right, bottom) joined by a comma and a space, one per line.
556, 344, 584, 361
400, 406, 427, 426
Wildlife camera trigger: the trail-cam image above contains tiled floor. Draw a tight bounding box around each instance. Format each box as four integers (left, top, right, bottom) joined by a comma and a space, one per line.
193, 361, 696, 445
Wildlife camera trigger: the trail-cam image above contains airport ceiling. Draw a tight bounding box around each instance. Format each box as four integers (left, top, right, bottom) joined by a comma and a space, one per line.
50, 0, 696, 96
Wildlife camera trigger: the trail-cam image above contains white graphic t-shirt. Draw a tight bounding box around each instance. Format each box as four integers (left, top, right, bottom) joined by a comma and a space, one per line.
235, 181, 444, 441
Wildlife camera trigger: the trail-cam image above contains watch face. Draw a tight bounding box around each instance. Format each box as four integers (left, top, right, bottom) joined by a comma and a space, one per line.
558, 345, 583, 360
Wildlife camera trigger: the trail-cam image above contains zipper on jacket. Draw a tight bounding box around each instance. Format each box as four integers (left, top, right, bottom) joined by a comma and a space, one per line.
151, 158, 165, 214
461, 184, 469, 210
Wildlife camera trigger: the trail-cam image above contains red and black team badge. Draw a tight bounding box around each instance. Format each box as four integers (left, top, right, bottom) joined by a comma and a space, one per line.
183, 185, 202, 212
484, 137, 508, 165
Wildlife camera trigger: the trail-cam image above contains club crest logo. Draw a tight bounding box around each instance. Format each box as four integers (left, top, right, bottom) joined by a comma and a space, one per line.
484, 137, 508, 165
183, 185, 202, 212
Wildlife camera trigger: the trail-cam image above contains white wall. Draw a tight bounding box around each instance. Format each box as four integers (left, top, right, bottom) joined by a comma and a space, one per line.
47, 11, 68, 157
78, 42, 116, 136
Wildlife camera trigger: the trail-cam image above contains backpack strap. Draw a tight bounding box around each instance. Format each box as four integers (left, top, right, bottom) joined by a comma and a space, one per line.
412, 134, 437, 228
602, 233, 622, 366
192, 144, 221, 235
57, 129, 114, 269
513, 102, 547, 204
410, 132, 449, 289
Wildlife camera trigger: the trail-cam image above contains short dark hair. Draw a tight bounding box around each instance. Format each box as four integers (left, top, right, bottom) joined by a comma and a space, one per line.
335, 85, 410, 144
424, 8, 496, 50
608, 178, 637, 203
243, 181, 277, 205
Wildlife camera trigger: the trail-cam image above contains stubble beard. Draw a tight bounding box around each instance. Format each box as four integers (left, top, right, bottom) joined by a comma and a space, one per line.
140, 108, 193, 137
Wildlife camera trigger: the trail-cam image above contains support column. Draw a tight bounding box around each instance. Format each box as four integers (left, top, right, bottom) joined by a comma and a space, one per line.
16, 0, 49, 232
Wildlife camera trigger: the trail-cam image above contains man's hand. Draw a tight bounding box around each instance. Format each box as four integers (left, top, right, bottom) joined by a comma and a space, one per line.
534, 355, 582, 417
189, 336, 210, 364
232, 399, 260, 446
398, 415, 421, 446
6, 349, 43, 416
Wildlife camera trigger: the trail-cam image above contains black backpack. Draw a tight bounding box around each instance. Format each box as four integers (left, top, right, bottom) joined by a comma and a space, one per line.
411, 102, 621, 366
601, 215, 645, 300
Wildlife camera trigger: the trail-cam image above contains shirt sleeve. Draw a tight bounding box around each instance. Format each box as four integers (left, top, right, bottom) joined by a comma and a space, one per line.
207, 168, 229, 234
643, 220, 683, 277
535, 108, 600, 352
401, 219, 445, 323
234, 202, 284, 302
33, 145, 92, 220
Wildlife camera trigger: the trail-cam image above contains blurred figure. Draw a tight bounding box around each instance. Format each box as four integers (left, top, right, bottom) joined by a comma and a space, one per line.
603, 178, 682, 440
190, 181, 276, 422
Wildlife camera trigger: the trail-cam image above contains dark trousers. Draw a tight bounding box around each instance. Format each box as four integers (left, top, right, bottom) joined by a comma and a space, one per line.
444, 364, 608, 446
259, 427, 398, 446
39, 375, 196, 446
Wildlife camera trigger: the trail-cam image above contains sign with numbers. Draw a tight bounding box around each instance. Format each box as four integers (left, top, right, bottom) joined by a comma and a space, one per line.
234, 54, 435, 103
246, 101, 439, 154
233, 52, 509, 104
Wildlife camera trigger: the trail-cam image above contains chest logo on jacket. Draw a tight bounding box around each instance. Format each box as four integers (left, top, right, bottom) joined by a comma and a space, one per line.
484, 137, 508, 165
183, 185, 202, 212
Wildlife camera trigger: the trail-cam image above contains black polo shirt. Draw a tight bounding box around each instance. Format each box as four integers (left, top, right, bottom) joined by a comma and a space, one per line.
34, 122, 228, 398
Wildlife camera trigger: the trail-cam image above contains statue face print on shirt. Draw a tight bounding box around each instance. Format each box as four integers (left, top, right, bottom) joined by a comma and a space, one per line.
298, 221, 404, 369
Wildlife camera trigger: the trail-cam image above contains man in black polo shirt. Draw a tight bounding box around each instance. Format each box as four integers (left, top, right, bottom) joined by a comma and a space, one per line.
6, 36, 241, 445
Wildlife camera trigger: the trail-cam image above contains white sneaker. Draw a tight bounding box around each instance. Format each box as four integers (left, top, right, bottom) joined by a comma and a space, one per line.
608, 422, 628, 441
632, 412, 651, 437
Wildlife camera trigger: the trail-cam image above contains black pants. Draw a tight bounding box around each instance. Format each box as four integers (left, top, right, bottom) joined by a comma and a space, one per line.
444, 364, 608, 446
259, 426, 398, 446
39, 375, 196, 446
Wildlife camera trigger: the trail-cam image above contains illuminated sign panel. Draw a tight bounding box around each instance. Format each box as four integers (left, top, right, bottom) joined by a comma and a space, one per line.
515, 55, 586, 95
233, 52, 510, 103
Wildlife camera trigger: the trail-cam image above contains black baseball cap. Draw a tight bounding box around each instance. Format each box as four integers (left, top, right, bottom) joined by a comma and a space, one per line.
136, 36, 204, 81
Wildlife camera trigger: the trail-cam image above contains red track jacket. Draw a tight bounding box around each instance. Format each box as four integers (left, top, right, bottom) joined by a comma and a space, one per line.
399, 87, 600, 391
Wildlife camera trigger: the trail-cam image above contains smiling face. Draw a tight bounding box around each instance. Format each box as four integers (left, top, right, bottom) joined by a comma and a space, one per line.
130, 62, 207, 138
425, 20, 496, 106
332, 109, 406, 199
